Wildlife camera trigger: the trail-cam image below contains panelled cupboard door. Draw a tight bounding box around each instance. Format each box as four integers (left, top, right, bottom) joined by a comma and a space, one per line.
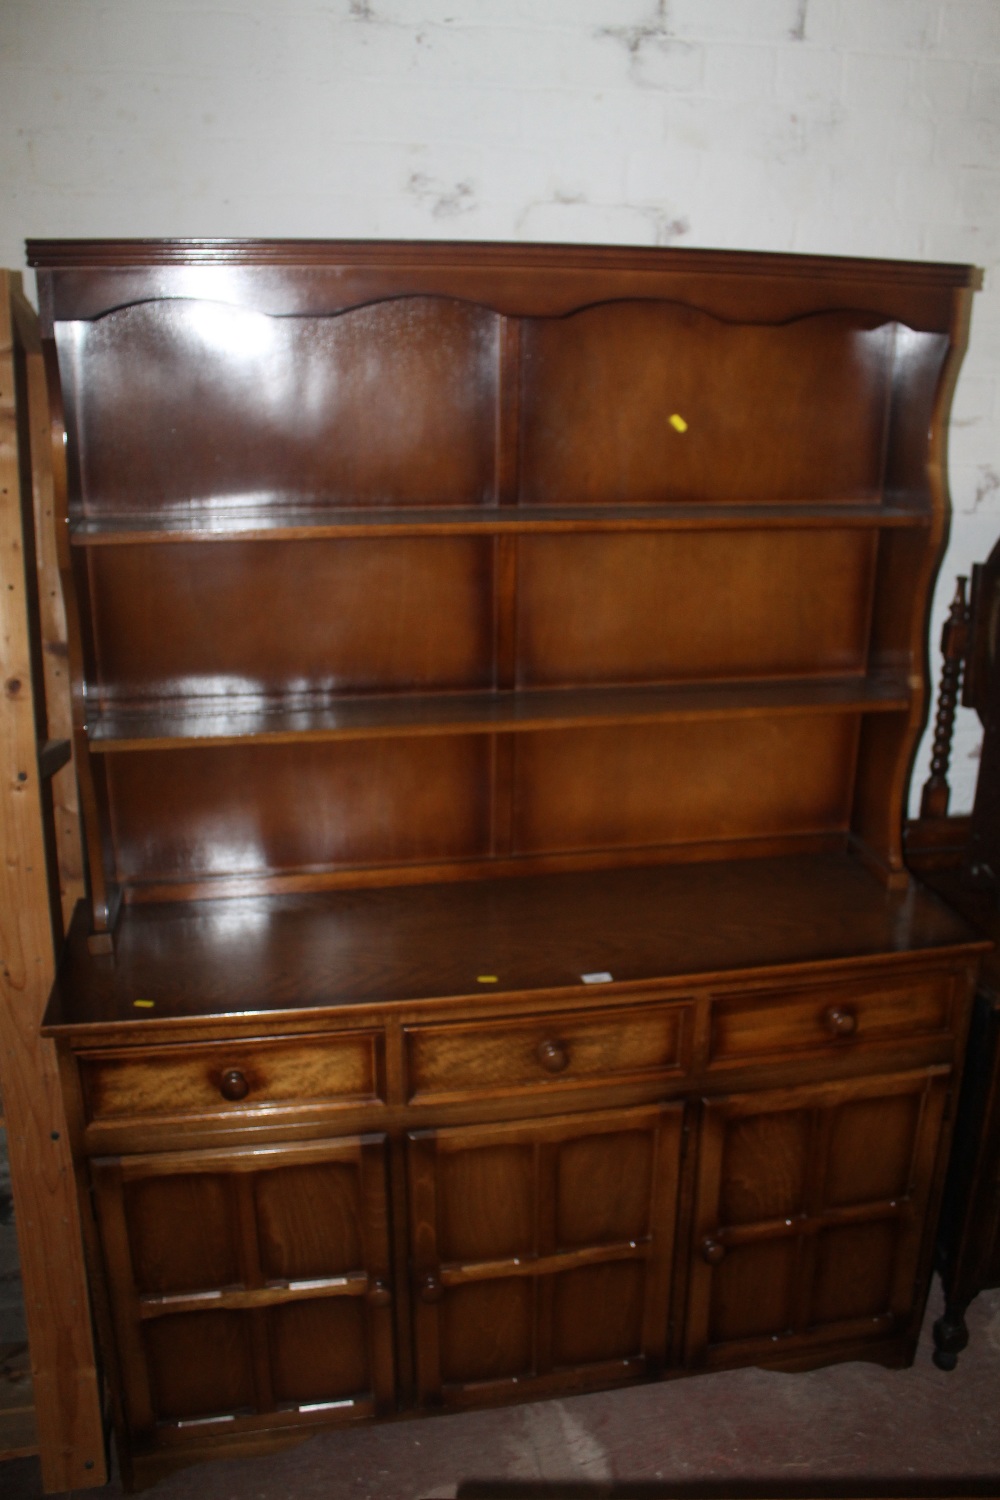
407, 1104, 684, 1409
684, 1070, 950, 1369
90, 1135, 394, 1448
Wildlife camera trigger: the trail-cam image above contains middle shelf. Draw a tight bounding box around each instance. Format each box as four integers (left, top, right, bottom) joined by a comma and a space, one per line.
86, 672, 912, 752
68, 498, 932, 546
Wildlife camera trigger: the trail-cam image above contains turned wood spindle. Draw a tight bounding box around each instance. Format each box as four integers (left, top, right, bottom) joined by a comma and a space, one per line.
921, 577, 970, 820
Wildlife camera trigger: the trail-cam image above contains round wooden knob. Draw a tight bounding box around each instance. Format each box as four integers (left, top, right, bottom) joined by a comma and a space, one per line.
823, 1006, 857, 1038
419, 1274, 444, 1304
537, 1039, 570, 1074
367, 1279, 391, 1308
219, 1068, 250, 1101
701, 1238, 726, 1265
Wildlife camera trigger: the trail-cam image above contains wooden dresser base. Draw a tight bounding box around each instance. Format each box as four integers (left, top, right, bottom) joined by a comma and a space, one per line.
45, 855, 985, 1489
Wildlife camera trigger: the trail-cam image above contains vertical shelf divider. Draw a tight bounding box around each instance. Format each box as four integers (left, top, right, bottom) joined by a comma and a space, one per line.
490, 315, 523, 857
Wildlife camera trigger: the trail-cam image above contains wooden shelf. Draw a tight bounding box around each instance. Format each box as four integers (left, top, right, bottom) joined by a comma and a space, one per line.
68, 498, 932, 546
85, 673, 912, 752
45, 851, 985, 1033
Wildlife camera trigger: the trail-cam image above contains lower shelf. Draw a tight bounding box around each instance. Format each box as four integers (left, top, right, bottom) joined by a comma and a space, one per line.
46, 851, 986, 1033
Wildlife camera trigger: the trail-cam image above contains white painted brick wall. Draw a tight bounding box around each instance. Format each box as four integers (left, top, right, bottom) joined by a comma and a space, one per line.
1, 0, 999, 811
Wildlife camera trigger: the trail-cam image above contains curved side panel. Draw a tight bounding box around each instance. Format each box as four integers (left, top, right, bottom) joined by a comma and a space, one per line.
41, 334, 119, 939
852, 290, 976, 879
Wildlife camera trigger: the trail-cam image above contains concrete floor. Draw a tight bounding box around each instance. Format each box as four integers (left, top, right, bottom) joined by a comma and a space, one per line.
3, 1280, 999, 1500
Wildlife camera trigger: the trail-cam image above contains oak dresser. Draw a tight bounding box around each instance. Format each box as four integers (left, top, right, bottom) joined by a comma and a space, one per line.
28, 239, 988, 1487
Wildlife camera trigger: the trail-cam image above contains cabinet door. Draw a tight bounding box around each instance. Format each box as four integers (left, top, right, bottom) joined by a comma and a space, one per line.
407, 1103, 684, 1408
684, 1069, 949, 1369
91, 1135, 394, 1447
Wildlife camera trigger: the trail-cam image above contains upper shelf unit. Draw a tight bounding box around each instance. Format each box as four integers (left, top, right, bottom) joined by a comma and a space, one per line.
27, 240, 979, 933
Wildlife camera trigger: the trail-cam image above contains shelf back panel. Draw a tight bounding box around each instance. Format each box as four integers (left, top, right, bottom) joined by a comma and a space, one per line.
515, 529, 878, 688
86, 537, 496, 702
106, 736, 494, 885
84, 528, 877, 707
510, 716, 858, 855
103, 714, 859, 891
519, 305, 898, 505
60, 297, 500, 514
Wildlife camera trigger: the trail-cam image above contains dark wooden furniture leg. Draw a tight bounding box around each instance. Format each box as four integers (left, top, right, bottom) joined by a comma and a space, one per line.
912, 540, 1000, 1372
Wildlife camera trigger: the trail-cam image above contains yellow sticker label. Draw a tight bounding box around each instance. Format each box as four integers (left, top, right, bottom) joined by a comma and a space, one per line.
477, 975, 499, 984
669, 413, 688, 433
133, 999, 155, 1008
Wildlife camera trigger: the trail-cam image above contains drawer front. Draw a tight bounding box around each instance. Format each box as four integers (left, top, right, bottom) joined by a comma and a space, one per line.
405, 1003, 690, 1104
80, 1032, 383, 1123
709, 972, 956, 1065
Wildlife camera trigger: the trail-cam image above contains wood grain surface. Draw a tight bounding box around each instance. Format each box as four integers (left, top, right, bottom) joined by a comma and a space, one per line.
0, 271, 105, 1488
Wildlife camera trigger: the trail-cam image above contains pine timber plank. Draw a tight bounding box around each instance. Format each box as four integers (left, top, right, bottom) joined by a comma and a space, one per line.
0, 270, 106, 1488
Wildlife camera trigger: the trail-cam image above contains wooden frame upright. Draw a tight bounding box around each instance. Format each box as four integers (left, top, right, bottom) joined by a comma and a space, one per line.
0, 269, 105, 1488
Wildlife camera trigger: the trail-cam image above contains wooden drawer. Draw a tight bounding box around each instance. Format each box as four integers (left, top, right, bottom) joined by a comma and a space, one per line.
79, 1031, 383, 1124
405, 1002, 691, 1104
709, 972, 956, 1066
